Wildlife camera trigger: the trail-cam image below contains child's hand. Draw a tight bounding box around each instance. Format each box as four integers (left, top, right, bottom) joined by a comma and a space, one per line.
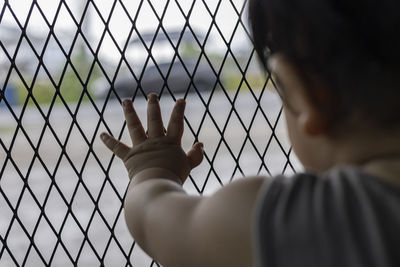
100, 94, 204, 184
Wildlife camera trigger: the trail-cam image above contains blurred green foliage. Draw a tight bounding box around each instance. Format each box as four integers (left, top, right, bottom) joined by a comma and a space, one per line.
16, 45, 102, 106
13, 43, 269, 106
180, 42, 269, 92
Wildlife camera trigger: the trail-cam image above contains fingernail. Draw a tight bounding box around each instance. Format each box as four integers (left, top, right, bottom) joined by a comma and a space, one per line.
122, 99, 130, 108
100, 133, 108, 141
177, 99, 185, 110
148, 93, 158, 103
199, 143, 204, 153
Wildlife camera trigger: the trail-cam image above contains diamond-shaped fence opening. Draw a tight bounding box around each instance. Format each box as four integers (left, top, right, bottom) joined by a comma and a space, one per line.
0, 0, 302, 266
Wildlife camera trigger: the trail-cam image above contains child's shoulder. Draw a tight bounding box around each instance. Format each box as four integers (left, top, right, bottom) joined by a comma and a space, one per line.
260, 165, 400, 199
254, 166, 400, 267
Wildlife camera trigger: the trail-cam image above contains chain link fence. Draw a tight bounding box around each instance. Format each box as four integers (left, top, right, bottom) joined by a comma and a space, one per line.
0, 0, 300, 265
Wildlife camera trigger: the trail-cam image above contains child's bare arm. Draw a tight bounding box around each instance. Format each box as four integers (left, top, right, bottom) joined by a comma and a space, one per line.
101, 94, 267, 267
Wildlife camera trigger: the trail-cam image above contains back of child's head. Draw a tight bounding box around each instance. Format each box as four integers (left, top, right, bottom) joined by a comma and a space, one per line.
249, 0, 400, 131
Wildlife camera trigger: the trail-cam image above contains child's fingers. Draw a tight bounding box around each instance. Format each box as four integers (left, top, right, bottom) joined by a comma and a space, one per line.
187, 142, 204, 169
100, 132, 130, 159
147, 93, 165, 138
167, 99, 185, 143
122, 99, 147, 145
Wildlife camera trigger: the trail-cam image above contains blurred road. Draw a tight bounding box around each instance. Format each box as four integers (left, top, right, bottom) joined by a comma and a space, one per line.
0, 90, 301, 266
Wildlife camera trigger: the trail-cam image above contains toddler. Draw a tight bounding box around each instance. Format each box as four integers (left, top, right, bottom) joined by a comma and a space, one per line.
101, 0, 400, 266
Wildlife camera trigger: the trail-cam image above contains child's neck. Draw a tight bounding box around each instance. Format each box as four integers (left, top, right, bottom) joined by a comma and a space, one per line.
363, 156, 400, 189
334, 129, 400, 188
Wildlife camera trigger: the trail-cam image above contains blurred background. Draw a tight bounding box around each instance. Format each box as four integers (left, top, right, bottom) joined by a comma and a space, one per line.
0, 0, 302, 266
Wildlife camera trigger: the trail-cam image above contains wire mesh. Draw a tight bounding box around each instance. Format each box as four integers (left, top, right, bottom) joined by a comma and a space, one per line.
0, 0, 299, 266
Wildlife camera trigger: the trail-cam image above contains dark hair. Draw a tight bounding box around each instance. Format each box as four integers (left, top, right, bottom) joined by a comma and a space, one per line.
249, 0, 400, 129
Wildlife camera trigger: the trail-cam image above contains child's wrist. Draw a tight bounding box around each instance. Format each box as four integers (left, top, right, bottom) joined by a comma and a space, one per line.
130, 167, 183, 187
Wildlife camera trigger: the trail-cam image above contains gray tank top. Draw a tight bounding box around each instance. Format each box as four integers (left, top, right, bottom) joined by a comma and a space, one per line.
254, 166, 400, 267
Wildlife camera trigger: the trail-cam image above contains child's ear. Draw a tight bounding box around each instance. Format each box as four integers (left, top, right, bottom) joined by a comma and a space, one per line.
268, 53, 328, 136
298, 110, 327, 136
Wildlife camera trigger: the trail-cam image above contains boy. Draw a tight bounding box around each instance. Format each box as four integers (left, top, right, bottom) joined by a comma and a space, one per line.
101, 0, 400, 266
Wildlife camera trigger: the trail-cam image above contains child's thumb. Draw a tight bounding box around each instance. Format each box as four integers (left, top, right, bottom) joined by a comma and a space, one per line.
187, 142, 204, 169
